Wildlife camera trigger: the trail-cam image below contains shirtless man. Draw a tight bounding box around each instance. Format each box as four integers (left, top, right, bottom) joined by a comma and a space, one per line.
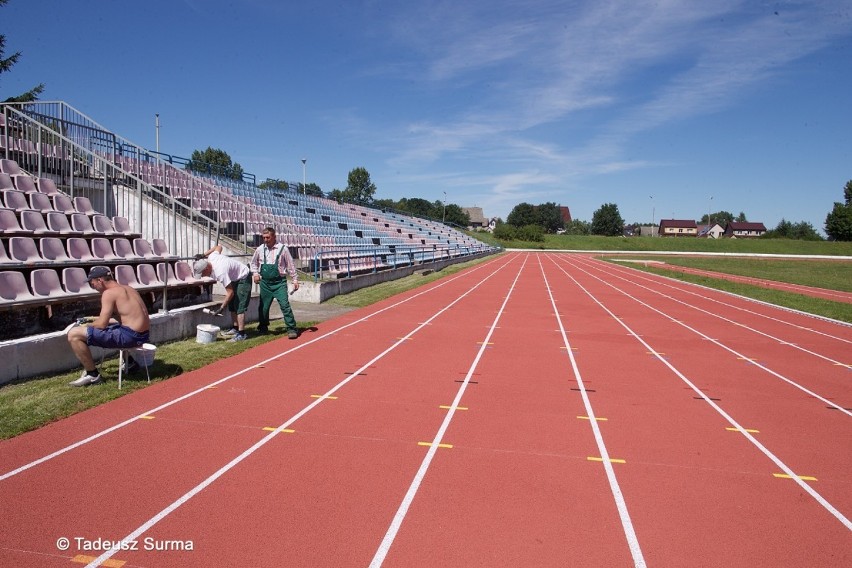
67, 266, 150, 386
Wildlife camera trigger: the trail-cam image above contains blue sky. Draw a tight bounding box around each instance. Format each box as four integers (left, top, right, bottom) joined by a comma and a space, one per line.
4, 0, 851, 231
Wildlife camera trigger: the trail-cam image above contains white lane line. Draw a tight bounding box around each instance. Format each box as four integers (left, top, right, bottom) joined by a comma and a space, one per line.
547, 255, 852, 531
1, 254, 514, 483
86, 253, 519, 568
584, 256, 852, 342
575, 256, 852, 370
539, 255, 647, 568
369, 255, 528, 567
562, 256, 851, 416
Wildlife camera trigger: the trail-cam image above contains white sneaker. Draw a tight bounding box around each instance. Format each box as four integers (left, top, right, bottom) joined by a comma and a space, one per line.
69, 371, 104, 387
220, 327, 238, 337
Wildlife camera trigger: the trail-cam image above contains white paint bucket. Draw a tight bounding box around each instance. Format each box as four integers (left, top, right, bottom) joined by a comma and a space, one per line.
196, 324, 220, 344
132, 343, 157, 367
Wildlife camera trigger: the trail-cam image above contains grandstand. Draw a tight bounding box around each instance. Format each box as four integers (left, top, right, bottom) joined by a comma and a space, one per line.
0, 101, 498, 382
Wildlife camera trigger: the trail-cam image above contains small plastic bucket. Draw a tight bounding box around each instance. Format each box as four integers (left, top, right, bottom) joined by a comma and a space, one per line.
132, 343, 157, 367
196, 324, 220, 344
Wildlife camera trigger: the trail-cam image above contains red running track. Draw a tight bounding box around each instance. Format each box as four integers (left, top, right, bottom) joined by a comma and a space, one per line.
0, 252, 849, 567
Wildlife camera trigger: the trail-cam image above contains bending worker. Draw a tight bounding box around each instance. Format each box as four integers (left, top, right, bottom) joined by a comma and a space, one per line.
193, 244, 252, 342
250, 226, 300, 339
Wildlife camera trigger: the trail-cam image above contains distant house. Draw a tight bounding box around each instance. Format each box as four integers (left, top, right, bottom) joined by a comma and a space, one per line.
462, 207, 488, 229
724, 221, 766, 238
658, 219, 698, 237
697, 223, 724, 239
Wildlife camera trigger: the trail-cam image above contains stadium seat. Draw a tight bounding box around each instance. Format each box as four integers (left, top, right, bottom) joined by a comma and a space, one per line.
92, 214, 119, 236
132, 238, 157, 259
0, 238, 13, 265
114, 264, 141, 288
0, 270, 37, 304
66, 238, 96, 262
20, 210, 60, 236
28, 192, 54, 213
62, 267, 96, 294
70, 213, 98, 237
112, 238, 141, 260
35, 177, 60, 196
0, 207, 25, 236
111, 216, 140, 238
73, 196, 98, 216
151, 238, 177, 258
2, 189, 30, 212
39, 237, 74, 263
11, 175, 37, 194
30, 268, 71, 300
9, 236, 48, 264
91, 237, 119, 260
46, 211, 82, 236
136, 263, 161, 288
0, 173, 14, 191
52, 194, 76, 214
0, 159, 22, 175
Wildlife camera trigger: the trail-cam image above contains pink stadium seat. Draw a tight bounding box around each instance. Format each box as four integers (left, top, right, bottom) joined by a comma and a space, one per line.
8, 236, 47, 264
40, 237, 74, 263
30, 268, 71, 300
66, 238, 96, 262
91, 214, 119, 236
0, 159, 22, 175
91, 237, 119, 260
2, 189, 29, 212
46, 211, 82, 236
156, 262, 180, 285
0, 238, 13, 265
73, 196, 98, 216
151, 238, 177, 258
112, 238, 141, 260
111, 215, 140, 238
62, 267, 96, 295
0, 271, 37, 304
0, 207, 25, 236
28, 192, 53, 213
11, 175, 37, 194
136, 263, 161, 288
51, 194, 76, 214
114, 264, 142, 289
35, 177, 60, 196
20, 210, 59, 236
174, 260, 201, 283
70, 213, 97, 236
0, 173, 14, 191
132, 238, 157, 259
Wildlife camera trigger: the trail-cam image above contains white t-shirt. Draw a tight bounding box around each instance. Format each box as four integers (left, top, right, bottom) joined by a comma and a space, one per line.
208, 251, 249, 287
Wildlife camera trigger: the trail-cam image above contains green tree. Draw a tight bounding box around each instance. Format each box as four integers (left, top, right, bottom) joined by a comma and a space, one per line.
187, 147, 244, 181
735, 211, 748, 222
396, 197, 434, 217
536, 202, 564, 233
763, 219, 822, 241
506, 203, 537, 227
443, 203, 470, 226
296, 182, 323, 197
492, 221, 517, 240
0, 1, 44, 103
564, 219, 590, 235
344, 167, 376, 204
699, 210, 735, 225
590, 203, 625, 236
845, 179, 852, 205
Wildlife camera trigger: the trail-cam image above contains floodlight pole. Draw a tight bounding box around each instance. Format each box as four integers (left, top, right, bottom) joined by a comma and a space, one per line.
301, 158, 307, 195
649, 195, 655, 237
442, 191, 447, 223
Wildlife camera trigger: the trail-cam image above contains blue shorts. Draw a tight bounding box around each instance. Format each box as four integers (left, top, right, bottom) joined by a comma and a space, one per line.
87, 323, 150, 349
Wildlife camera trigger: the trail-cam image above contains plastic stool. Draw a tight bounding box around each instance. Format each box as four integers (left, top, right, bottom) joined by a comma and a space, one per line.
117, 345, 154, 389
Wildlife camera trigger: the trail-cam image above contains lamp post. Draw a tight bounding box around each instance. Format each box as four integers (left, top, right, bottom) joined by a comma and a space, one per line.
649, 195, 655, 237
301, 158, 307, 195
707, 196, 713, 238
442, 191, 447, 223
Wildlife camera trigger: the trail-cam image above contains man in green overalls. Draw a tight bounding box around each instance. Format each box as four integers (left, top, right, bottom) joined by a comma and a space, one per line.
250, 226, 300, 339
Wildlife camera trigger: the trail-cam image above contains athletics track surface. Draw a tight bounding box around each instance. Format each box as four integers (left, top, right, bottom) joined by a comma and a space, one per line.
0, 252, 849, 567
